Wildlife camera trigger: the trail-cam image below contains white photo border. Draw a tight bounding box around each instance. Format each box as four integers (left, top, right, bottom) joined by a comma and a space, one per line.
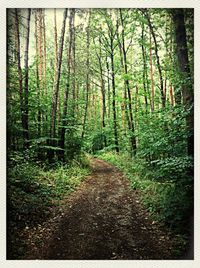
1, 1, 199, 267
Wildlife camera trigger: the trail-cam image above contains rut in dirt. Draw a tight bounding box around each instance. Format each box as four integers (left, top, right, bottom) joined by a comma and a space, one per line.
27, 158, 178, 260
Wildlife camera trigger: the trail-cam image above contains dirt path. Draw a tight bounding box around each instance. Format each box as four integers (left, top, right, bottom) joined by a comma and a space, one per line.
25, 158, 179, 260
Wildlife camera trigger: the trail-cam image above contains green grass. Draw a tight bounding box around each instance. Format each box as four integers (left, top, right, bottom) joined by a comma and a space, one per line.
8, 156, 91, 223
96, 151, 193, 258
7, 155, 91, 259
96, 152, 193, 234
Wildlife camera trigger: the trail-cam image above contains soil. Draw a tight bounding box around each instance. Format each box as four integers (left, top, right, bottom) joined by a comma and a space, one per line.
24, 158, 181, 260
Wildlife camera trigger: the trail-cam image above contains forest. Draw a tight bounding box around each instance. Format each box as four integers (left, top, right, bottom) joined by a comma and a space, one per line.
7, 8, 194, 260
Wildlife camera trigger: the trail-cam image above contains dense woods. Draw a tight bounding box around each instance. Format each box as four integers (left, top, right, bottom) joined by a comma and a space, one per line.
7, 8, 194, 259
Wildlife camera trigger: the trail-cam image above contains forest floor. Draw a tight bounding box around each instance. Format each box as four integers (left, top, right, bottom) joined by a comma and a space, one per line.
23, 158, 183, 260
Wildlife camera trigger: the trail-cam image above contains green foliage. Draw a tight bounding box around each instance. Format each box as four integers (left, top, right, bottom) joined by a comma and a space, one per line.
7, 154, 91, 228
83, 129, 107, 153
65, 132, 83, 161
97, 152, 193, 234
151, 156, 193, 182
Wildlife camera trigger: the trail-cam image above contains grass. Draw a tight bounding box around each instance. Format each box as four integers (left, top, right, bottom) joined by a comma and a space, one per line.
96, 152, 193, 235
96, 151, 193, 258
7, 154, 91, 259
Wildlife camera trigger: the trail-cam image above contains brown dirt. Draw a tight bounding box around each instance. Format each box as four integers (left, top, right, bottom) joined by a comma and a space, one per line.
24, 158, 179, 260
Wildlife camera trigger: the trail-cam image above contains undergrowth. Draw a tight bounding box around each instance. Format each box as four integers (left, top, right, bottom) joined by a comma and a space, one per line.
7, 154, 91, 259
96, 152, 193, 238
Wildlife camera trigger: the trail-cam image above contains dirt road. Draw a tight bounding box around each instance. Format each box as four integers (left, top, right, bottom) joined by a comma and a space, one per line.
25, 158, 178, 260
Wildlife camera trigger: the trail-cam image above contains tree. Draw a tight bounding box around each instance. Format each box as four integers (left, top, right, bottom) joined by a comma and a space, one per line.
141, 20, 149, 113
82, 10, 91, 139
100, 10, 119, 152
59, 9, 73, 160
171, 9, 194, 156
143, 9, 166, 109
118, 9, 137, 155
14, 9, 31, 151
48, 9, 68, 160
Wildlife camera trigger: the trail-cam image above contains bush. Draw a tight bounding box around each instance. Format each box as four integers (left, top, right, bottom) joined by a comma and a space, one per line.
97, 152, 193, 233
7, 155, 91, 227
151, 156, 193, 182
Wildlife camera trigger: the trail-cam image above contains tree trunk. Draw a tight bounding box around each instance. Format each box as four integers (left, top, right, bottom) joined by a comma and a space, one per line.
168, 17, 182, 105
42, 10, 47, 97
38, 9, 44, 85
48, 9, 68, 161
172, 9, 194, 156
59, 9, 73, 161
106, 57, 111, 120
54, 8, 58, 83
82, 11, 91, 139
95, 38, 106, 136
35, 11, 42, 157
101, 10, 119, 152
146, 11, 166, 108
23, 9, 31, 149
169, 85, 174, 106
111, 50, 119, 153
53, 9, 62, 127
14, 9, 28, 150
149, 33, 155, 112
71, 9, 76, 118
141, 22, 149, 113
119, 9, 136, 155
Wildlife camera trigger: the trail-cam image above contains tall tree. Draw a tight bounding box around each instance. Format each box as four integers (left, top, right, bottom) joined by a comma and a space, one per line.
101, 10, 119, 152
59, 9, 73, 160
141, 20, 149, 113
35, 10, 42, 140
92, 35, 107, 141
149, 32, 155, 112
82, 11, 91, 139
171, 9, 194, 156
23, 9, 31, 149
54, 8, 58, 83
71, 9, 76, 118
118, 9, 137, 155
42, 10, 47, 97
14, 9, 31, 151
106, 57, 111, 120
49, 9, 68, 160
144, 9, 166, 109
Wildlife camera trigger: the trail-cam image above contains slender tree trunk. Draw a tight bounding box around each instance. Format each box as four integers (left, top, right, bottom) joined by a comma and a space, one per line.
95, 38, 106, 136
53, 9, 62, 127
149, 33, 155, 112
35, 11, 42, 157
117, 19, 130, 138
102, 10, 119, 152
106, 57, 111, 120
59, 9, 73, 160
141, 22, 148, 113
116, 25, 127, 131
99, 40, 107, 146
82, 11, 91, 139
48, 9, 68, 161
42, 10, 47, 97
169, 85, 174, 106
119, 9, 136, 155
145, 11, 165, 108
23, 9, 31, 149
111, 50, 119, 153
172, 9, 194, 156
54, 8, 58, 83
14, 9, 27, 150
71, 9, 76, 118
38, 9, 44, 85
